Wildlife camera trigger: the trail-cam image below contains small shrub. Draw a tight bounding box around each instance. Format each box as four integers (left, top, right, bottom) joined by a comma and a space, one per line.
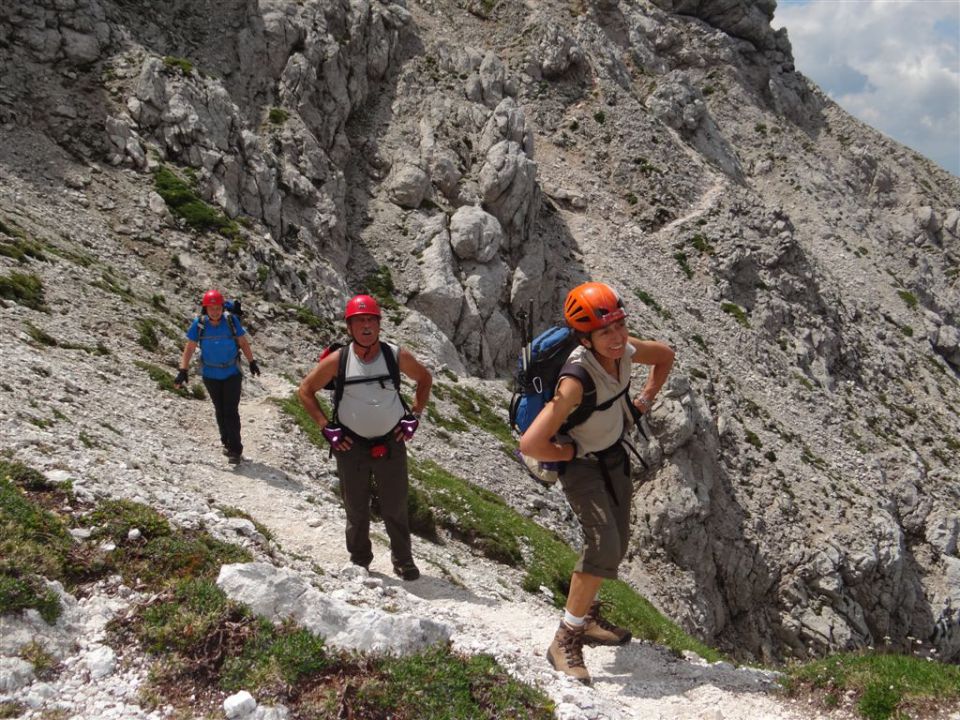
720, 302, 749, 328
674, 251, 693, 279
137, 318, 161, 352
0, 271, 45, 310
153, 165, 239, 238
163, 56, 194, 75
625, 192, 638, 205
593, 110, 606, 124
754, 122, 767, 135
268, 107, 290, 124
744, 429, 763, 449
690, 233, 714, 254
897, 290, 918, 310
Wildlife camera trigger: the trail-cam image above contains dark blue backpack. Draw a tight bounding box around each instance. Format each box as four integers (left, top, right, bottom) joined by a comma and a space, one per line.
508, 319, 644, 437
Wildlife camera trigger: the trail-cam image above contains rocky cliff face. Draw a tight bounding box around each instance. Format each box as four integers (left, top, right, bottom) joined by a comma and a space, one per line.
2, 0, 958, 666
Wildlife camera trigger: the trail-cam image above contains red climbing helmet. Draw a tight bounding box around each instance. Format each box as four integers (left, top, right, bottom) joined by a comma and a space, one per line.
563, 282, 627, 332
202, 289, 225, 307
344, 294, 382, 320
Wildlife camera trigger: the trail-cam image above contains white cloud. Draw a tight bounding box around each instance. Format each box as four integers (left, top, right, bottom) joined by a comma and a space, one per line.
774, 0, 960, 176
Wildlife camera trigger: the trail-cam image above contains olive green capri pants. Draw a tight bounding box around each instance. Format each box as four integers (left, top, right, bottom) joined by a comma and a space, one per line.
558, 444, 632, 579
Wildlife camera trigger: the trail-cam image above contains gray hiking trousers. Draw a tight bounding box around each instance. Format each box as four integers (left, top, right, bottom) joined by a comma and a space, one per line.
334, 435, 413, 568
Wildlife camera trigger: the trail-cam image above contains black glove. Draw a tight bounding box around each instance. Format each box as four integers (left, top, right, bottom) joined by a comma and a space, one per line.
249, 359, 261, 376
174, 369, 188, 387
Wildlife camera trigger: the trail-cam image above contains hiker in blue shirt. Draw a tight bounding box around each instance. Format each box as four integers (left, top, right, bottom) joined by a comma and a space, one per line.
174, 289, 260, 463
520, 281, 674, 685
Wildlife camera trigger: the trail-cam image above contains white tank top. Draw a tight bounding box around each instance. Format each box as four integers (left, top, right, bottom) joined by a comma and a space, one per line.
565, 343, 634, 455
338, 342, 405, 438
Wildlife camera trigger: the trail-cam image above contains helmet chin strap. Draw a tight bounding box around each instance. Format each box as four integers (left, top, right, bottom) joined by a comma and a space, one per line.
350, 332, 378, 359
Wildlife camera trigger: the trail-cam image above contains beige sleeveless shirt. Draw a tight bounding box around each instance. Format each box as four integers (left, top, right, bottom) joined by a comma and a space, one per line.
564, 343, 634, 456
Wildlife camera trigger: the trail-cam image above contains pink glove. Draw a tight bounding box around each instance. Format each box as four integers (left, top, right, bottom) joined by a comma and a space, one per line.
398, 413, 419, 441
322, 424, 345, 446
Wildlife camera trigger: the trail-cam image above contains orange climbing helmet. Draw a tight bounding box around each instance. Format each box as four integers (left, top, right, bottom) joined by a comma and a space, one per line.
563, 282, 627, 332
344, 294, 382, 320
202, 289, 225, 307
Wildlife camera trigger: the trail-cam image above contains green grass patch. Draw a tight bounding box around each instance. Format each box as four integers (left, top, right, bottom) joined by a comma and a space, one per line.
633, 288, 670, 319
85, 499, 251, 589
216, 505, 275, 543
0, 271, 46, 310
721, 302, 750, 328
744, 429, 763, 449
363, 265, 402, 319
690, 233, 715, 254
674, 251, 693, 279
162, 56, 194, 75
0, 459, 76, 622
268, 107, 289, 124
135, 360, 205, 399
137, 317, 161, 351
282, 303, 336, 335
0, 232, 48, 263
786, 651, 960, 720
121, 578, 553, 719
91, 269, 135, 300
896, 290, 918, 310
153, 165, 239, 238
432, 382, 514, 448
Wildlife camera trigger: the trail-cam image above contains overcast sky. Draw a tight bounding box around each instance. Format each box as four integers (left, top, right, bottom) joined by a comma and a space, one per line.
772, 0, 960, 177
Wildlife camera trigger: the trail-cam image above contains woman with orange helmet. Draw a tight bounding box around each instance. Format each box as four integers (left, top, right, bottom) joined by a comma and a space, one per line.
519, 281, 674, 685
174, 289, 260, 463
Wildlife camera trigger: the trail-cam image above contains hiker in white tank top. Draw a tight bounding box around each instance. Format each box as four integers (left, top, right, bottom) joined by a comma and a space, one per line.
297, 294, 433, 582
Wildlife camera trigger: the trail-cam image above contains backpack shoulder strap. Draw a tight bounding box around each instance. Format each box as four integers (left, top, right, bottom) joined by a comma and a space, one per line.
558, 363, 597, 431
225, 312, 239, 340
380, 343, 410, 412
332, 344, 350, 419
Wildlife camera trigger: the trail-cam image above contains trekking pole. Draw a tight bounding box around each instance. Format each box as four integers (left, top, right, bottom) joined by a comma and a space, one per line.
522, 299, 533, 382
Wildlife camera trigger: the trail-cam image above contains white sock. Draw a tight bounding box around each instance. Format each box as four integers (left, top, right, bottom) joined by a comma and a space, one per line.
563, 610, 585, 627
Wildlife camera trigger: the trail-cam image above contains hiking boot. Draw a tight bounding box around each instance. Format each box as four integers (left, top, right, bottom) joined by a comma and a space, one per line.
226, 452, 242, 464
583, 600, 632, 646
393, 562, 420, 581
546, 621, 591, 685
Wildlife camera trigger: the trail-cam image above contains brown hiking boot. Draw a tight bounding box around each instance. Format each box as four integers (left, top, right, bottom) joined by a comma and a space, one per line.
583, 601, 632, 646
546, 621, 591, 685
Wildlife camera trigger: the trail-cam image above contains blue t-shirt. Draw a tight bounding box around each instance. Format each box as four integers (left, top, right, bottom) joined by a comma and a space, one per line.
186, 314, 246, 380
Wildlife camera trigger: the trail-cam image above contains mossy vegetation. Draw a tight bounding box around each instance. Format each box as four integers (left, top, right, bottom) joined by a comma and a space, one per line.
267, 107, 289, 124
0, 222, 48, 263
135, 360, 205, 399
786, 651, 960, 720
0, 271, 46, 310
118, 578, 553, 718
720, 302, 750, 328
431, 382, 514, 448
162, 56, 194, 75
153, 165, 240, 238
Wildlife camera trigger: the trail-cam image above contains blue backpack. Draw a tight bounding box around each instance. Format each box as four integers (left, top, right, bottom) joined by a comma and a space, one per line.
508, 311, 644, 437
